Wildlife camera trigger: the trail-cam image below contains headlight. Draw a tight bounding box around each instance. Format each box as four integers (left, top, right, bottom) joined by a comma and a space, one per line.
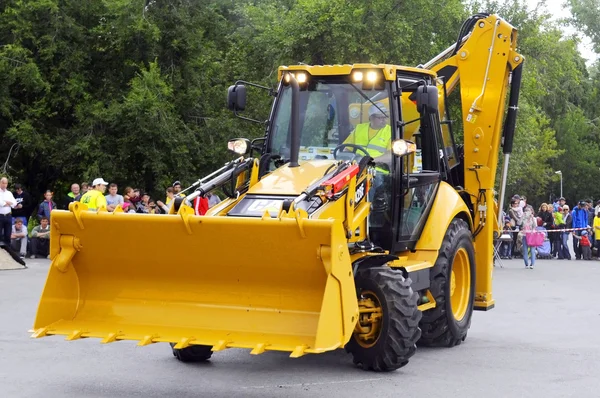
392, 139, 417, 157
227, 138, 251, 155
283, 72, 308, 84
296, 73, 307, 83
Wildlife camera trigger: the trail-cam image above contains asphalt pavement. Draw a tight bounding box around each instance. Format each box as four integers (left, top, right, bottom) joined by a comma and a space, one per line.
2, 257, 600, 398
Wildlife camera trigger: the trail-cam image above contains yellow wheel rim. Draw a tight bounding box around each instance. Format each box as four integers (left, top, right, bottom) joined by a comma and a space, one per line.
354, 290, 383, 348
450, 247, 471, 321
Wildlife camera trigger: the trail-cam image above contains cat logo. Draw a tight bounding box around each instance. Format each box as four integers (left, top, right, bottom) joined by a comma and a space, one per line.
354, 180, 367, 206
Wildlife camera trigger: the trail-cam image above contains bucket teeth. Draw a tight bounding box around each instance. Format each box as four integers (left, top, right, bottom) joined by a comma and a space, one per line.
250, 343, 267, 355
31, 327, 49, 339
173, 337, 194, 350
65, 330, 85, 341
100, 333, 120, 344
290, 345, 307, 358
137, 335, 158, 346
212, 340, 229, 351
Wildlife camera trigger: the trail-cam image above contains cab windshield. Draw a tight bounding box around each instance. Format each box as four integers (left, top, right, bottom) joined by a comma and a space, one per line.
268, 76, 392, 162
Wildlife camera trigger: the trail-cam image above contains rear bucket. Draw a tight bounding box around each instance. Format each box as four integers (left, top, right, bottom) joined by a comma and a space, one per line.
32, 204, 359, 357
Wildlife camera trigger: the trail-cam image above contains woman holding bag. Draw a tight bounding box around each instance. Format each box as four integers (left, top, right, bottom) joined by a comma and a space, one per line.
520, 206, 540, 269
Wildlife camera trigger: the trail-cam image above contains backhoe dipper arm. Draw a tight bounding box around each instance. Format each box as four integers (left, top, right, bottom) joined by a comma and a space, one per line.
425, 14, 524, 310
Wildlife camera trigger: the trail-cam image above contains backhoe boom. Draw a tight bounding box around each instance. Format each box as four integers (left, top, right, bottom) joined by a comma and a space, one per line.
426, 14, 524, 309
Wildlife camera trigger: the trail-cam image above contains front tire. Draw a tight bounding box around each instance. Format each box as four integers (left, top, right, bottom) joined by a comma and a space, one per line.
419, 218, 475, 347
170, 343, 213, 363
345, 266, 421, 371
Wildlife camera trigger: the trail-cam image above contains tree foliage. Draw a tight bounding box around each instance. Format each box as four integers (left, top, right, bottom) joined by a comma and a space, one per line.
569, 0, 600, 53
0, 0, 598, 208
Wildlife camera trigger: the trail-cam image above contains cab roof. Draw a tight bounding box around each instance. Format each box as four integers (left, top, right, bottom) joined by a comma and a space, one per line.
277, 63, 437, 81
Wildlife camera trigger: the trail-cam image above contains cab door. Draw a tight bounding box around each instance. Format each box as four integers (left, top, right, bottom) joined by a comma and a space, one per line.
392, 77, 444, 252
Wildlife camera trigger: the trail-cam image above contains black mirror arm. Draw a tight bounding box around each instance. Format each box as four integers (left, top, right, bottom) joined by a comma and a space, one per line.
397, 117, 421, 128
231, 79, 274, 124
233, 110, 268, 125
234, 80, 277, 97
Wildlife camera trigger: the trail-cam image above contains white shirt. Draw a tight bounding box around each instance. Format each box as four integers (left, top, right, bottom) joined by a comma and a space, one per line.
0, 188, 16, 215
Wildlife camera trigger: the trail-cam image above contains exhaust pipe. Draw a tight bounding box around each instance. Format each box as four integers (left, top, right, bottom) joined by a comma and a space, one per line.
288, 74, 301, 168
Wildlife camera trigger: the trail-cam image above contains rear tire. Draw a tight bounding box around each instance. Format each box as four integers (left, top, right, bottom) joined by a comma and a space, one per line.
345, 266, 421, 371
170, 343, 213, 363
419, 218, 475, 347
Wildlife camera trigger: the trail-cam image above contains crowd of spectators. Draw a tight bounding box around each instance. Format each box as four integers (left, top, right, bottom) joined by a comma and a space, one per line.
0, 176, 221, 259
6, 173, 599, 267
499, 194, 600, 268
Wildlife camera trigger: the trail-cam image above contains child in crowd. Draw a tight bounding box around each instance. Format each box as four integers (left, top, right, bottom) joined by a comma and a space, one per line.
500, 218, 513, 259
575, 230, 592, 260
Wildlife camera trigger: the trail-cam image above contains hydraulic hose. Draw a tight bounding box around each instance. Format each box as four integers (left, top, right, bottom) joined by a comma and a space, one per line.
497, 61, 524, 228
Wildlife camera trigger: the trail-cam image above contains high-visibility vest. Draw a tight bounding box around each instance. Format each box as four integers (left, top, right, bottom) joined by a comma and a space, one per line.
80, 189, 107, 210
347, 123, 391, 158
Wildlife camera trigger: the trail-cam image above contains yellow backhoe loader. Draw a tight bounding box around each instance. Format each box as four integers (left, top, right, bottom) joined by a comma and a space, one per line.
31, 13, 523, 371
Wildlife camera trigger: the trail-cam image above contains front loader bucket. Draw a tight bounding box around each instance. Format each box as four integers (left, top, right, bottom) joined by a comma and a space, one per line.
32, 204, 359, 357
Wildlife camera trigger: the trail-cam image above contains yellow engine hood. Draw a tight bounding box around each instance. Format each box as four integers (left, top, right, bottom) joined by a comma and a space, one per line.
247, 160, 337, 196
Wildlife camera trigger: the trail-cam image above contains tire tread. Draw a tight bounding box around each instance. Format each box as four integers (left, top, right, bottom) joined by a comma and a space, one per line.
347, 267, 422, 371
418, 218, 475, 347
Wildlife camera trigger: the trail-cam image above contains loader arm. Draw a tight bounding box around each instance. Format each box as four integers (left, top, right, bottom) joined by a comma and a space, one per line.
424, 14, 524, 309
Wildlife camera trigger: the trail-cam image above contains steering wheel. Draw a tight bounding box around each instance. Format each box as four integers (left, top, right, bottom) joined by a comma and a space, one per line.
333, 144, 370, 161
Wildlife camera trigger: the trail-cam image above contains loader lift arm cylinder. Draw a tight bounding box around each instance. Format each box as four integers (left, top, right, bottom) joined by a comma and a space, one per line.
184, 158, 254, 205
496, 62, 523, 229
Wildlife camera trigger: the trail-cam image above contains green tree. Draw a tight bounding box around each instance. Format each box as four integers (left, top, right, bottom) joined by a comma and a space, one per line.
569, 0, 600, 54
1, 0, 599, 210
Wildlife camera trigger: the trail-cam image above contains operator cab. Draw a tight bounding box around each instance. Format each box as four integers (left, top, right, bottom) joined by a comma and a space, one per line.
268, 72, 392, 168
229, 65, 458, 253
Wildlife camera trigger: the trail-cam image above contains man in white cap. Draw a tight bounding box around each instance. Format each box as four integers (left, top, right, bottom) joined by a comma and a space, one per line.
343, 103, 391, 158
80, 178, 109, 211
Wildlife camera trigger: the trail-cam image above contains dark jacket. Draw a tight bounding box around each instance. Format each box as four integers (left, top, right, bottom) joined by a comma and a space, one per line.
63, 191, 77, 210
538, 210, 553, 228
564, 213, 573, 229
11, 190, 33, 218
37, 200, 57, 220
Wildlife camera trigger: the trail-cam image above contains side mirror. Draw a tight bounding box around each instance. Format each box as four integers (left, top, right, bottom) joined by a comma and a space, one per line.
415, 85, 439, 113
227, 138, 252, 156
227, 84, 247, 111
392, 139, 417, 157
